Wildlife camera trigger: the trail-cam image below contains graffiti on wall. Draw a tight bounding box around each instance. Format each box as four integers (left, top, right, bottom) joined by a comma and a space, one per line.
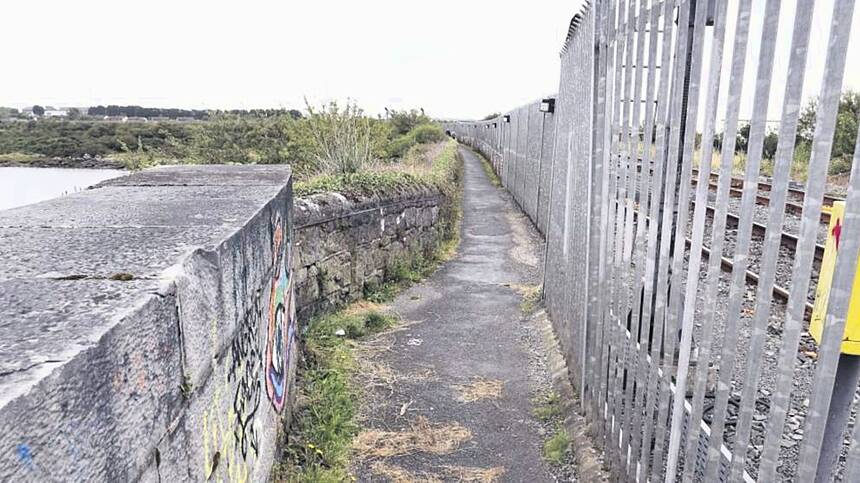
265, 212, 297, 413
202, 208, 297, 481
227, 297, 263, 459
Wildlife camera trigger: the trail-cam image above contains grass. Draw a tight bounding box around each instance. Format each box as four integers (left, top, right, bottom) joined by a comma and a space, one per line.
692, 149, 813, 182
542, 427, 571, 465
532, 392, 562, 422
0, 152, 43, 163
476, 150, 502, 187
295, 139, 462, 205
365, 254, 437, 304
273, 304, 399, 482
294, 170, 426, 198
519, 285, 542, 314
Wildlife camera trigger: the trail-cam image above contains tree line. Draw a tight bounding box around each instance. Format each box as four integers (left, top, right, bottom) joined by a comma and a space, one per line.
0, 104, 445, 179
87, 105, 210, 119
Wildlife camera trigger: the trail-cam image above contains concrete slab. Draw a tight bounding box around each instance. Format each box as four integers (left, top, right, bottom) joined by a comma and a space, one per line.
94, 164, 293, 187
0, 185, 283, 228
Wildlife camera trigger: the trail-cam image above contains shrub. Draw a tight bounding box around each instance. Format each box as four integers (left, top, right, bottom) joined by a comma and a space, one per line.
830, 155, 853, 176
388, 109, 430, 136
300, 100, 389, 175
409, 123, 445, 144
386, 134, 416, 159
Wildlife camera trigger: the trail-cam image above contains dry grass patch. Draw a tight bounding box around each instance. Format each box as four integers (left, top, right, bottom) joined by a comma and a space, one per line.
453, 377, 504, 403
353, 416, 471, 458
404, 368, 437, 382
442, 465, 505, 482
343, 300, 389, 317
504, 283, 542, 313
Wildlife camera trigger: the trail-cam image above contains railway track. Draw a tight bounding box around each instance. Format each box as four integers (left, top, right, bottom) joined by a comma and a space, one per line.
694, 201, 825, 264
690, 168, 842, 224
624, 200, 821, 319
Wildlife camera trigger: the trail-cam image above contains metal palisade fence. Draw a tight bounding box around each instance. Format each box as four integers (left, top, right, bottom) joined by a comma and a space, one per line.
444, 0, 860, 481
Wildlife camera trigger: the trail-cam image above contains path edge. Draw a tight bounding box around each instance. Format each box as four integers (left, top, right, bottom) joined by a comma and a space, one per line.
533, 308, 609, 481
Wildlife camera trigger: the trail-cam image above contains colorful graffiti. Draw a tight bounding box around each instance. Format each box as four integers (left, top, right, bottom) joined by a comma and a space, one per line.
265, 212, 297, 413
202, 208, 296, 481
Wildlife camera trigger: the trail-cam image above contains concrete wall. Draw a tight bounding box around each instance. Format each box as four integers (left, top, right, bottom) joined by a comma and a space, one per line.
292, 186, 446, 322
0, 166, 297, 482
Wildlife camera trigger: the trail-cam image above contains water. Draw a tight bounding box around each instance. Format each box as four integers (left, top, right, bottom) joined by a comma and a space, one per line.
0, 167, 125, 211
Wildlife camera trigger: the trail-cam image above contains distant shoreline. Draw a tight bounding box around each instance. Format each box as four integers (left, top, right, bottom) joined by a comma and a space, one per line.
0, 157, 125, 169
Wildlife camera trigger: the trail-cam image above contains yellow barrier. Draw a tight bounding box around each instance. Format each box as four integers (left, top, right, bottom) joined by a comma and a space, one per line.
810, 201, 860, 354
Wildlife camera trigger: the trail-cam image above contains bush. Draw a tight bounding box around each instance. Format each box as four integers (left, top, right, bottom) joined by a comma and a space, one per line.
388, 109, 430, 136
830, 156, 853, 176
299, 100, 388, 175
0, 120, 194, 158
409, 123, 445, 144
386, 134, 416, 159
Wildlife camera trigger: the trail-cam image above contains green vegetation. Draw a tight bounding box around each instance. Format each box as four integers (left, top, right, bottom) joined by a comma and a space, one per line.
295, 139, 461, 207
275, 304, 398, 482
296, 100, 390, 175
519, 285, 542, 314
0, 152, 42, 163
365, 254, 438, 304
294, 171, 424, 198
533, 392, 563, 422
386, 122, 446, 160
706, 90, 859, 180
475, 149, 501, 187
387, 108, 431, 137
0, 101, 450, 179
0, 120, 194, 160
542, 427, 571, 465
797, 90, 859, 176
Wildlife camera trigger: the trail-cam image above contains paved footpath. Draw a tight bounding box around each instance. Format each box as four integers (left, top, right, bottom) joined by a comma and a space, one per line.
352, 147, 576, 482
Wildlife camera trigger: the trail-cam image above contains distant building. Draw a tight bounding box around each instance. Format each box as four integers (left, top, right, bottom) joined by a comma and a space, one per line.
44, 110, 68, 118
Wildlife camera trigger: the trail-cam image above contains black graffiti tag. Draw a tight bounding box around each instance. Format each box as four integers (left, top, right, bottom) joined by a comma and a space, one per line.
228, 298, 263, 460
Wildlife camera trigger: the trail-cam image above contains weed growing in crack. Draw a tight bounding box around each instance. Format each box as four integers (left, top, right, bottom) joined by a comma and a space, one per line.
533, 392, 563, 422
542, 427, 571, 465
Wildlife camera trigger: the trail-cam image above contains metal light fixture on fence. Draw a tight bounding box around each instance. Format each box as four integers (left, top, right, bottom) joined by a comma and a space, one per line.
503, 115, 510, 123
539, 98, 556, 113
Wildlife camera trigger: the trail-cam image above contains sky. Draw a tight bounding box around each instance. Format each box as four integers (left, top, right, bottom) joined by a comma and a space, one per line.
1, 1, 857, 122
0, 0, 584, 120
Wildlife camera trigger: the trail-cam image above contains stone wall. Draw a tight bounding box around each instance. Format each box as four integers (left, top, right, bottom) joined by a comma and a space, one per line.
293, 186, 448, 322
0, 165, 297, 483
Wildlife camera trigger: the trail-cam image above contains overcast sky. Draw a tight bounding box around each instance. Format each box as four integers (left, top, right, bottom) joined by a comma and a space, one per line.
1, 0, 857, 121
0, 0, 583, 119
